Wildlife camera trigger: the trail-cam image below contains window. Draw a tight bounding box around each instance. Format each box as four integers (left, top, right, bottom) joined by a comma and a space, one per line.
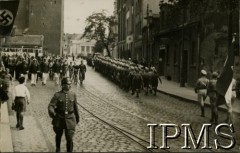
86, 46, 90, 52
81, 46, 85, 52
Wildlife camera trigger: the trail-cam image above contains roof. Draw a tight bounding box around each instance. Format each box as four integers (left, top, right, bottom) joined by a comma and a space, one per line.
2, 35, 44, 47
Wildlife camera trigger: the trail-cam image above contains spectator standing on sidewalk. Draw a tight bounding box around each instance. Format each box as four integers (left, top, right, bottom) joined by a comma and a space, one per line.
12, 76, 30, 130
207, 72, 218, 124
48, 77, 80, 152
195, 70, 209, 117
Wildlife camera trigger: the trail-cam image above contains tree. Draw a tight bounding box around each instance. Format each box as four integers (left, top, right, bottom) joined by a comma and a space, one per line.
81, 10, 117, 57
93, 40, 104, 53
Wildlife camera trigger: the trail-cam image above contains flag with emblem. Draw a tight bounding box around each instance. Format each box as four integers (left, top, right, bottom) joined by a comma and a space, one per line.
216, 36, 236, 105
0, 0, 20, 36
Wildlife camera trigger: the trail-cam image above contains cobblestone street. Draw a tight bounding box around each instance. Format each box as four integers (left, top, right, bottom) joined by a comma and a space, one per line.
8, 65, 240, 152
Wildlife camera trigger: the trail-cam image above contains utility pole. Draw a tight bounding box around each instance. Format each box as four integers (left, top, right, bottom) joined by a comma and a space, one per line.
147, 4, 149, 66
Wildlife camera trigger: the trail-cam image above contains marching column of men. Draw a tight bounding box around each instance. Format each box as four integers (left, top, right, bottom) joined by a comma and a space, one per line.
94, 55, 162, 98
0, 53, 87, 86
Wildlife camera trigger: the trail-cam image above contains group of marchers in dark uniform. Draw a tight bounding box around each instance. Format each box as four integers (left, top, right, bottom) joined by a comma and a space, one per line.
93, 55, 162, 97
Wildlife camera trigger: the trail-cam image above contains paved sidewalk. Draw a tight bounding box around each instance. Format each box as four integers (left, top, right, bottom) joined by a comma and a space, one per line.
0, 102, 13, 152
157, 77, 240, 114
0, 82, 51, 152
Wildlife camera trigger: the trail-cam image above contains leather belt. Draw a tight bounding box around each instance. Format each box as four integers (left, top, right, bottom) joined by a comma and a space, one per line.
59, 111, 74, 115
65, 111, 73, 115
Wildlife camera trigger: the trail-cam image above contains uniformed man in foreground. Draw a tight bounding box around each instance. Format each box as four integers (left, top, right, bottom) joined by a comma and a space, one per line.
195, 70, 209, 117
48, 77, 80, 152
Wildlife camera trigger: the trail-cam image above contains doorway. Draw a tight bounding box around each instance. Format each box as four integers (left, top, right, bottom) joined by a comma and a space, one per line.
159, 49, 165, 76
182, 50, 188, 84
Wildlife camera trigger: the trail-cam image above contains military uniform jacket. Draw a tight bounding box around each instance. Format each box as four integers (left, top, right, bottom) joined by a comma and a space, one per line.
207, 79, 217, 98
195, 76, 209, 93
48, 91, 80, 130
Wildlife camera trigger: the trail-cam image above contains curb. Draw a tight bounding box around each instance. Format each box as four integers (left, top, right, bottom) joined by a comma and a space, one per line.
157, 89, 240, 116
0, 102, 13, 152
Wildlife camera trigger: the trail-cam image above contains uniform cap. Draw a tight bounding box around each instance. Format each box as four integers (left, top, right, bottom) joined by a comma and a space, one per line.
212, 72, 218, 78
61, 77, 72, 85
150, 66, 155, 70
201, 70, 207, 75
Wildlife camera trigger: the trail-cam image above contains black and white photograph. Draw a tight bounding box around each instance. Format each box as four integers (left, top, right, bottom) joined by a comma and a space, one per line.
0, 0, 239, 152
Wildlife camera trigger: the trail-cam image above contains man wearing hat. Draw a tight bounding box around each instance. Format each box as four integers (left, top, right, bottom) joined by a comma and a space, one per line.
195, 70, 209, 117
48, 77, 79, 152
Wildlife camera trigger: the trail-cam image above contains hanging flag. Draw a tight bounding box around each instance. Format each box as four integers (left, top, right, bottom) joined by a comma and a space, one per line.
216, 36, 236, 105
0, 0, 20, 36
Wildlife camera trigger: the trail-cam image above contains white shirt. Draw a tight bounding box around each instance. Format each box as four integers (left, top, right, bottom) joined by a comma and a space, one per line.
13, 84, 30, 102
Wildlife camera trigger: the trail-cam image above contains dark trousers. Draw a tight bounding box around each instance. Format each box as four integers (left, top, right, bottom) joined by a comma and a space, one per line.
16, 111, 24, 128
210, 97, 218, 124
53, 127, 75, 152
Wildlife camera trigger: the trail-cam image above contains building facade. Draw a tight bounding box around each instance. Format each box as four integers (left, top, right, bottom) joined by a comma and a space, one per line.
157, 0, 239, 86
111, 0, 119, 58
116, 0, 161, 61
7, 0, 64, 56
70, 38, 96, 57
116, 0, 239, 87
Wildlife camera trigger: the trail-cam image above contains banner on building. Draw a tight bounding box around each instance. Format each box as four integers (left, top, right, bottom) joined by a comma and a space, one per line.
0, 0, 20, 36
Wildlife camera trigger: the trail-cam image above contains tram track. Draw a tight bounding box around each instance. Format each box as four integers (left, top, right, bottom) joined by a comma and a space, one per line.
73, 84, 225, 152
77, 102, 156, 152
70, 67, 239, 152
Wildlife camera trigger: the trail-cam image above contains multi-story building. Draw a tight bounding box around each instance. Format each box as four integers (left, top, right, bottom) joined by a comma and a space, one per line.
2, 0, 64, 56
157, 0, 239, 86
111, 0, 119, 58
117, 0, 161, 61
116, 0, 239, 87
